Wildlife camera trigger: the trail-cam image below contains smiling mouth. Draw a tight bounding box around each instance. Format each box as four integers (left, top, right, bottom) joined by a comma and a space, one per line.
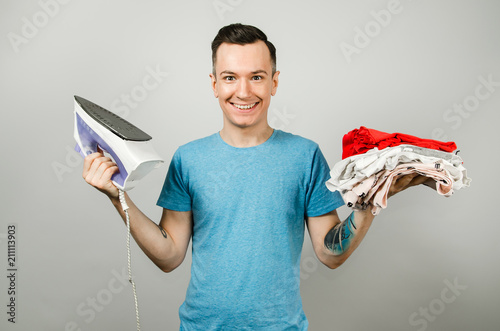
231, 102, 258, 110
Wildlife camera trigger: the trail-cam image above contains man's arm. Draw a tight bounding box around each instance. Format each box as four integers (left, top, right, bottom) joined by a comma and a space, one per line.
307, 173, 427, 269
83, 152, 192, 273
306, 209, 373, 269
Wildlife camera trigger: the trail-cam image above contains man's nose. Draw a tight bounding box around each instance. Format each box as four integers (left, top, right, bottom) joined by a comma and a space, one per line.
235, 79, 252, 99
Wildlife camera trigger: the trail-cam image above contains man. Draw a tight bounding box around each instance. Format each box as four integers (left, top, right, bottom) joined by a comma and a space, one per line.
82, 23, 424, 330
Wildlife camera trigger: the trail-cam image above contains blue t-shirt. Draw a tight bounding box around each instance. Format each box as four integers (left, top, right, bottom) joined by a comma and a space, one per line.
157, 129, 343, 330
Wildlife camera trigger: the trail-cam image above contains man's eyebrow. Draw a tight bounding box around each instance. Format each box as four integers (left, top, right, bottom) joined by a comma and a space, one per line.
219, 70, 269, 76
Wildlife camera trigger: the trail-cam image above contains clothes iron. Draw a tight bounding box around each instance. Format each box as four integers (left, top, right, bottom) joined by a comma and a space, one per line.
73, 95, 164, 191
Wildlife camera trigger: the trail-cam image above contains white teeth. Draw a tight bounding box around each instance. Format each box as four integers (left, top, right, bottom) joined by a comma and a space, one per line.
233, 102, 256, 110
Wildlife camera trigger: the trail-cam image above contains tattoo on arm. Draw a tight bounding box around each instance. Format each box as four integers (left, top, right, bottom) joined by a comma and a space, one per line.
324, 212, 357, 255
158, 224, 168, 239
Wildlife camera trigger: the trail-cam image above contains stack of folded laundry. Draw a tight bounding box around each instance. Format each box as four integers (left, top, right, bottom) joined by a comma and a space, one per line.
326, 126, 471, 215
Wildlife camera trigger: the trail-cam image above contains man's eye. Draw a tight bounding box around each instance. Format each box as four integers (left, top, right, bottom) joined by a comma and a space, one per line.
223, 76, 235, 81
252, 76, 263, 81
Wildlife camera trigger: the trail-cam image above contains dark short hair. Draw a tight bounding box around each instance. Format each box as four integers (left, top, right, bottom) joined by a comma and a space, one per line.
211, 23, 277, 76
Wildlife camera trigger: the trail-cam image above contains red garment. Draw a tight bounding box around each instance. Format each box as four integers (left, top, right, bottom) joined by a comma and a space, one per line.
342, 126, 457, 159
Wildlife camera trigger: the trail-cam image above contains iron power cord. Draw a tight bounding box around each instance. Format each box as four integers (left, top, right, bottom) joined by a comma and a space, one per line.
119, 189, 141, 331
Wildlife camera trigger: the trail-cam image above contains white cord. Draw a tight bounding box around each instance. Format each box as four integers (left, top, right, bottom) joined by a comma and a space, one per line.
119, 189, 141, 331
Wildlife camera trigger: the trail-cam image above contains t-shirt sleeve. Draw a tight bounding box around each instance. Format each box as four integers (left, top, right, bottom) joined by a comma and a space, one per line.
156, 149, 192, 211
305, 146, 344, 217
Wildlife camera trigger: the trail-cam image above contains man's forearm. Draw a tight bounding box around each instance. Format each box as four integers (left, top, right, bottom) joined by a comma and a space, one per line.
322, 209, 374, 267
324, 212, 357, 255
109, 193, 180, 272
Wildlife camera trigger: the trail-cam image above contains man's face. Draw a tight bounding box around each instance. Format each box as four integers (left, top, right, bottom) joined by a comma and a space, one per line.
210, 41, 279, 130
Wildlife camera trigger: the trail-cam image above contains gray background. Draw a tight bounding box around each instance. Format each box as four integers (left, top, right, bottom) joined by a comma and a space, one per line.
1, 0, 499, 330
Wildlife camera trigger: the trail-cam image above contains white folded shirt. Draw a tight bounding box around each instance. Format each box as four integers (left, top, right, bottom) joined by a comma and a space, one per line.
326, 145, 471, 193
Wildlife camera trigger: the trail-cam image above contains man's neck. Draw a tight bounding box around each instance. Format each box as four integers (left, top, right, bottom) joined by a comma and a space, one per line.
219, 124, 274, 148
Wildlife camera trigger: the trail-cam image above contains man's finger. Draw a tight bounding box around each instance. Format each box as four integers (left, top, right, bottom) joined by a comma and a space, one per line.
82, 152, 104, 178
394, 173, 417, 189
388, 173, 422, 197
84, 155, 114, 183
408, 174, 429, 187
94, 161, 118, 183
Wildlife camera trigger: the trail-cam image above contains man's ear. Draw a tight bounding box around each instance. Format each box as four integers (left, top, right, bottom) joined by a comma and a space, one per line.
271, 71, 280, 96
209, 73, 218, 98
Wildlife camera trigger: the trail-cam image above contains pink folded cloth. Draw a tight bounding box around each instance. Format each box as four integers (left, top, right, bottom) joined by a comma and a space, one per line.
342, 176, 377, 209
342, 161, 454, 215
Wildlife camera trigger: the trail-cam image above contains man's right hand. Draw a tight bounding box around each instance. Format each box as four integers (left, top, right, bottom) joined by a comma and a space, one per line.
82, 151, 120, 199
82, 151, 193, 274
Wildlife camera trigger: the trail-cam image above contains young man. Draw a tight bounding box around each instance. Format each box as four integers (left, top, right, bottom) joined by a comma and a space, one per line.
82, 23, 424, 330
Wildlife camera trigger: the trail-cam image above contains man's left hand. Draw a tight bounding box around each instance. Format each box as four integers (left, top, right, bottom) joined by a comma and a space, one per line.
387, 173, 431, 198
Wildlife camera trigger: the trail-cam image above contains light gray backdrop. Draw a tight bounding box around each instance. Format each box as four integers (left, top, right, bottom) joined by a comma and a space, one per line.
1, 0, 499, 330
